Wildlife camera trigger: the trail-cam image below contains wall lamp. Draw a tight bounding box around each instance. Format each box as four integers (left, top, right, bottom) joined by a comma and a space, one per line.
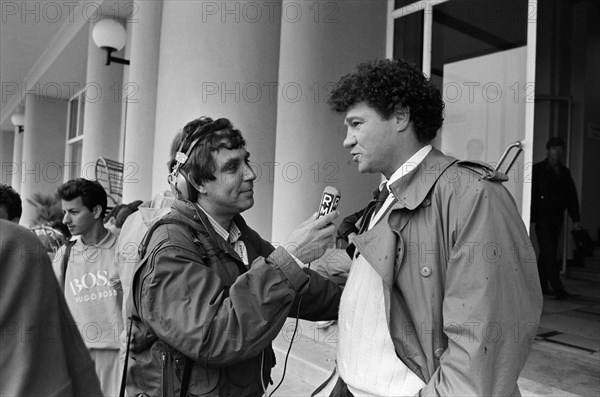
92, 19, 130, 66
11, 113, 24, 134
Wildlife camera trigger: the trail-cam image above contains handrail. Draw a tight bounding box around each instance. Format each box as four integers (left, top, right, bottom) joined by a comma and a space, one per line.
495, 141, 523, 175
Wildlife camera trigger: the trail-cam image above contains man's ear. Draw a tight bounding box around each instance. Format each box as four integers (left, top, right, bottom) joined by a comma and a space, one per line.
93, 205, 103, 220
394, 104, 410, 131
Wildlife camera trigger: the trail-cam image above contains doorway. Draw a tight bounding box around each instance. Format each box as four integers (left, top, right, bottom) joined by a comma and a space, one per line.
388, 0, 537, 222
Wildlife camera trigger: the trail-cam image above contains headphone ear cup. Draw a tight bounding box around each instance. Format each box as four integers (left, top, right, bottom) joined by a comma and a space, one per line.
170, 170, 199, 202
168, 171, 190, 201
175, 172, 190, 201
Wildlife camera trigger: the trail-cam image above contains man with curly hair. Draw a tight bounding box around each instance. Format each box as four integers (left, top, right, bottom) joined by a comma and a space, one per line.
315, 59, 542, 396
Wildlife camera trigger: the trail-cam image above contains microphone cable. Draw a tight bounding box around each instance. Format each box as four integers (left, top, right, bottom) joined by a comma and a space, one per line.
265, 296, 303, 397
262, 264, 310, 397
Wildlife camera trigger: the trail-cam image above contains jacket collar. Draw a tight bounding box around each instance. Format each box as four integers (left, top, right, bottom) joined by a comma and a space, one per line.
353, 148, 456, 286
171, 199, 249, 259
388, 147, 457, 210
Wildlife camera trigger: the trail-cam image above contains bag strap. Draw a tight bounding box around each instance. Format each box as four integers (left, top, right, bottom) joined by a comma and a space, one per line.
119, 318, 134, 397
61, 239, 76, 289
138, 218, 202, 258
179, 357, 193, 397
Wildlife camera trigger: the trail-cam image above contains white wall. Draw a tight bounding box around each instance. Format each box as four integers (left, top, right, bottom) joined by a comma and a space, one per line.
20, 95, 67, 226
441, 47, 528, 212
271, 0, 388, 242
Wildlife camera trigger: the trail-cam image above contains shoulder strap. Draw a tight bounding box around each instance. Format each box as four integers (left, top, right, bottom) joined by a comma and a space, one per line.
138, 218, 201, 258
61, 240, 76, 289
119, 318, 134, 397
180, 357, 193, 397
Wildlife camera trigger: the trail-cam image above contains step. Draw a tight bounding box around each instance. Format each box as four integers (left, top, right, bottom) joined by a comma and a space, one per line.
269, 319, 584, 397
584, 255, 600, 269
568, 266, 600, 282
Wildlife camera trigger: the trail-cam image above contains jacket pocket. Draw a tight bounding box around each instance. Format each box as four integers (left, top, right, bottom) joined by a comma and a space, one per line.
225, 354, 266, 388
185, 363, 219, 396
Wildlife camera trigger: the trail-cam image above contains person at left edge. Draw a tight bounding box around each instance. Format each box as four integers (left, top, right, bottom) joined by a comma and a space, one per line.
127, 116, 342, 397
1, 220, 103, 397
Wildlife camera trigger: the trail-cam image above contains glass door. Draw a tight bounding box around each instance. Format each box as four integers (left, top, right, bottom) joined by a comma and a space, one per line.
389, 0, 537, 224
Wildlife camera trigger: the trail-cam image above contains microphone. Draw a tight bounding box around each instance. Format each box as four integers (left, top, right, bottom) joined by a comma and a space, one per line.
318, 186, 341, 218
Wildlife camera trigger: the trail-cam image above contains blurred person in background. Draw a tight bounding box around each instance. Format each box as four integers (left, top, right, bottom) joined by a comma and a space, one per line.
531, 137, 582, 299
0, 184, 22, 223
104, 200, 143, 236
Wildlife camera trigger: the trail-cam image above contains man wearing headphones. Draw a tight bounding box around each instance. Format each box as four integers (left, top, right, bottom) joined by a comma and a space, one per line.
126, 116, 342, 397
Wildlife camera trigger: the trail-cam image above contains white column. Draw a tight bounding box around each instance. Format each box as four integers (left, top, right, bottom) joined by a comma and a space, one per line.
271, 0, 388, 242
121, 0, 163, 204
0, 131, 14, 177
0, 129, 15, 187
1, 129, 16, 186
19, 94, 67, 227
152, 0, 282, 238
10, 125, 24, 193
80, 22, 123, 180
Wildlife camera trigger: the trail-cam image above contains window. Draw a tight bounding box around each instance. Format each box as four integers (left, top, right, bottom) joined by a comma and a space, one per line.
65, 89, 85, 181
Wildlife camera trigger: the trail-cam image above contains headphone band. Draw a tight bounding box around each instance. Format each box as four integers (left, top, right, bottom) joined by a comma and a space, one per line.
168, 117, 219, 201
168, 117, 241, 201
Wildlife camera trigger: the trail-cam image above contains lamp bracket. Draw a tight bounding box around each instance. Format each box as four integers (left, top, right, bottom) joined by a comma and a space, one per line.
103, 47, 130, 66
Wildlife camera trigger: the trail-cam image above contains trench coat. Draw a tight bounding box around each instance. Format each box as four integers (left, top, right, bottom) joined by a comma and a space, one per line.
351, 148, 543, 396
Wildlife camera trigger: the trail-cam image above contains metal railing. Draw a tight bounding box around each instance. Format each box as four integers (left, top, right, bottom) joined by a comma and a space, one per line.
95, 157, 124, 207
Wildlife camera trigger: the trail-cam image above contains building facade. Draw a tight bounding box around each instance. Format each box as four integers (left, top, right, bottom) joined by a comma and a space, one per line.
2, 0, 599, 249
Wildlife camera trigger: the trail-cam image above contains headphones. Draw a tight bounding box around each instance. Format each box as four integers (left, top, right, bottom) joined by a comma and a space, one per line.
168, 117, 215, 202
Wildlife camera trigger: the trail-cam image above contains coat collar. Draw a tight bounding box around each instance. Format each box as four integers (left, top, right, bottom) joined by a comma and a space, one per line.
388, 147, 457, 210
353, 148, 457, 286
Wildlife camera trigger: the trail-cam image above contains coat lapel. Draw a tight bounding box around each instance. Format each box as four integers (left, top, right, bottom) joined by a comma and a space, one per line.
353, 218, 397, 288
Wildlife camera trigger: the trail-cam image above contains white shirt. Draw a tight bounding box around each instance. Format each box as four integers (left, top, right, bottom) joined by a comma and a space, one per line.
372, 145, 432, 225
337, 145, 432, 396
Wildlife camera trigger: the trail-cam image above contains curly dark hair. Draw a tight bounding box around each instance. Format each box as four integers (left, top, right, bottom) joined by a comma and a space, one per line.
328, 58, 444, 143
172, 116, 246, 201
0, 184, 22, 221
57, 178, 108, 219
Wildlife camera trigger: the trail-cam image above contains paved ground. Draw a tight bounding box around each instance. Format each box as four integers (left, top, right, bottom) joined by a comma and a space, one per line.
266, 277, 600, 396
